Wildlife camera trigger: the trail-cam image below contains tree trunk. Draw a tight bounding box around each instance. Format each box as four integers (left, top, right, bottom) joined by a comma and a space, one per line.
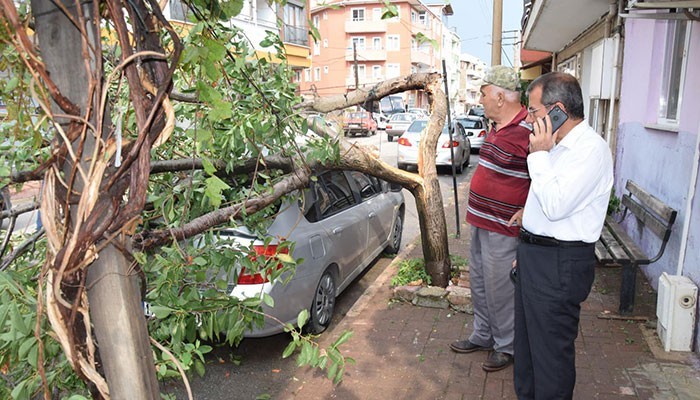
31, 0, 160, 397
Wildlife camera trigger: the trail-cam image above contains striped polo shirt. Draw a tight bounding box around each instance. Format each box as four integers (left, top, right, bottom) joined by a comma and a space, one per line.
466, 106, 531, 237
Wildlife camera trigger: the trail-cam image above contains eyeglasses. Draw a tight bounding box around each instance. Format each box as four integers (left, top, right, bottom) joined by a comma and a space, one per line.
527, 104, 552, 116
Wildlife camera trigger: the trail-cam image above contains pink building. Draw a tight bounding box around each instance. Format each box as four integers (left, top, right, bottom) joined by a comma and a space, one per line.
300, 0, 450, 109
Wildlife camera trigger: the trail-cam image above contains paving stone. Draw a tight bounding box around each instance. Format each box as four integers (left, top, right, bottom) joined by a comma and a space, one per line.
412, 286, 450, 309
393, 285, 422, 302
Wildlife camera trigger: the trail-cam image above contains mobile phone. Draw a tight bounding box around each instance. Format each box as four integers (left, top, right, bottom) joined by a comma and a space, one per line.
547, 105, 569, 133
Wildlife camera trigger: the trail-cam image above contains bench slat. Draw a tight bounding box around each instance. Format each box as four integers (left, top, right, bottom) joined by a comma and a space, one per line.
605, 216, 649, 263
595, 239, 614, 264
600, 225, 631, 262
621, 194, 672, 239
625, 180, 678, 224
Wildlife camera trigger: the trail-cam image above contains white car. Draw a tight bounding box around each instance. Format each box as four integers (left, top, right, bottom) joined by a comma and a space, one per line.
397, 119, 471, 174
385, 113, 416, 142
455, 116, 489, 152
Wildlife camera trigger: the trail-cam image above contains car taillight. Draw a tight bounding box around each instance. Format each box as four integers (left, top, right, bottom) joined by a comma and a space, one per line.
238, 245, 289, 285
386, 125, 393, 129
442, 140, 459, 148
397, 137, 411, 146
478, 130, 486, 138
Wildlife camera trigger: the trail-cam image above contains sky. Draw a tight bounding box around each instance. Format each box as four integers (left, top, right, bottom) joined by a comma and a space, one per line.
440, 0, 524, 66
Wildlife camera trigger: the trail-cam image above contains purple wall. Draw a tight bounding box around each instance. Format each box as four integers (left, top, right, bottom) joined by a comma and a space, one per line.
617, 18, 700, 350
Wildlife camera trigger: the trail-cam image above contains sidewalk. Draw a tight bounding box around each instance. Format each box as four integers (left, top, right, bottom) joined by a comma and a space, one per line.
277, 178, 700, 399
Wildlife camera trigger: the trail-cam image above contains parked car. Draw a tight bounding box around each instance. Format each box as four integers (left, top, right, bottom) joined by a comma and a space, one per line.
397, 119, 471, 174
385, 113, 416, 142
407, 108, 429, 118
455, 115, 488, 152
226, 170, 405, 337
343, 111, 377, 137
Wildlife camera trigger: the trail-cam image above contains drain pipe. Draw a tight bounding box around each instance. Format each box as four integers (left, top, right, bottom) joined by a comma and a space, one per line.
604, 0, 621, 154
676, 120, 700, 276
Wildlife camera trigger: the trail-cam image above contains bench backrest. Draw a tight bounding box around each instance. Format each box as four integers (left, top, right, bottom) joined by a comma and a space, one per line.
622, 180, 678, 259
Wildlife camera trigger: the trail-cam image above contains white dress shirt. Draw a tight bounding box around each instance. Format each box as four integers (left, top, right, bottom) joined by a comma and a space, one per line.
522, 120, 614, 243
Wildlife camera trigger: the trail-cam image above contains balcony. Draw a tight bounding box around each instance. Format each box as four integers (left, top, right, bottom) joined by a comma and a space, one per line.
345, 48, 387, 62
345, 75, 385, 88
410, 49, 431, 67
345, 19, 387, 33
410, 22, 430, 37
283, 24, 308, 47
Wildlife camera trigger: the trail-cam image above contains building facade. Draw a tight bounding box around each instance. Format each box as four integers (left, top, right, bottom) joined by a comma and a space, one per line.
299, 0, 451, 109
457, 53, 486, 115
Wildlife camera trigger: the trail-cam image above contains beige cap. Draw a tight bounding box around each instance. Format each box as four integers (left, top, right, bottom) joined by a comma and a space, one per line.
474, 65, 520, 91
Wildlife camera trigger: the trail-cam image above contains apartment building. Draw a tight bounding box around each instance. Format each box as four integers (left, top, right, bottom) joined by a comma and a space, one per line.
457, 53, 486, 115
300, 0, 452, 109
162, 0, 311, 74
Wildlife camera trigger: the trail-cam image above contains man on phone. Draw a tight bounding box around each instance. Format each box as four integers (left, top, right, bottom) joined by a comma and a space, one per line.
449, 66, 531, 372
514, 72, 613, 399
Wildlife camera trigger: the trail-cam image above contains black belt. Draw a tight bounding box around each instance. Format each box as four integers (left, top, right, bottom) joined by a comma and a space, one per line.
519, 228, 592, 248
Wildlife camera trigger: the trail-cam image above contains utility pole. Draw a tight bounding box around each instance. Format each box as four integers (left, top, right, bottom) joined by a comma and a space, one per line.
353, 42, 359, 90
491, 0, 503, 66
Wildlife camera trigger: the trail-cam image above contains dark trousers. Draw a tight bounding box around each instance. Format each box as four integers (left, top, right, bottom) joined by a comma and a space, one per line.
513, 241, 595, 400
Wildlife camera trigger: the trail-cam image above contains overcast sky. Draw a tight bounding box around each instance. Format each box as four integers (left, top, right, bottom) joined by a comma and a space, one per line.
440, 0, 524, 66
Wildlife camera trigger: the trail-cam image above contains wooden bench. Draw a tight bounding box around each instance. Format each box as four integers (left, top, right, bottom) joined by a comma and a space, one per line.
595, 180, 678, 315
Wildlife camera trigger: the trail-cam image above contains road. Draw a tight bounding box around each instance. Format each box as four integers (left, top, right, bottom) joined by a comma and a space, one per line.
165, 132, 479, 399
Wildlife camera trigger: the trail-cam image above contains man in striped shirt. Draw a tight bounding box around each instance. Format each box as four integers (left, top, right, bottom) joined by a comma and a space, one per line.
449, 66, 531, 372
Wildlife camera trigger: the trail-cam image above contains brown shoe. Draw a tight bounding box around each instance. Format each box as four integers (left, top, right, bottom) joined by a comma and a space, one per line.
449, 340, 490, 354
481, 351, 513, 372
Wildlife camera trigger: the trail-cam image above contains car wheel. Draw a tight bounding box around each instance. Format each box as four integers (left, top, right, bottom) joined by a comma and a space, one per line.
456, 160, 463, 174
385, 211, 403, 254
308, 270, 336, 334
388, 135, 393, 142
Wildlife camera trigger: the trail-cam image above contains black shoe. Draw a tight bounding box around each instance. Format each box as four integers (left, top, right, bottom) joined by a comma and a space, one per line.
481, 351, 513, 372
449, 340, 490, 354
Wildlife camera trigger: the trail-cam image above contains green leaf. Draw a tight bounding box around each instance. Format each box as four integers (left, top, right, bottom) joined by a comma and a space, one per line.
201, 157, 217, 175
150, 305, 174, 319
194, 359, 206, 377
204, 175, 230, 208
18, 336, 37, 359
297, 309, 309, 329
262, 293, 274, 308
277, 253, 294, 264
205, 38, 227, 62
333, 330, 354, 347
4, 76, 19, 92
282, 341, 296, 358
208, 99, 233, 121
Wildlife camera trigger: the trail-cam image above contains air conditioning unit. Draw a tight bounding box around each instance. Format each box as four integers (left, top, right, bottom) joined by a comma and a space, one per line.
656, 272, 698, 352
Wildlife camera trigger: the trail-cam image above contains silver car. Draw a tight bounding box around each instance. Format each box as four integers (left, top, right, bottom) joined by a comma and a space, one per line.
397, 119, 471, 174
455, 116, 489, 152
227, 170, 405, 337
385, 113, 416, 142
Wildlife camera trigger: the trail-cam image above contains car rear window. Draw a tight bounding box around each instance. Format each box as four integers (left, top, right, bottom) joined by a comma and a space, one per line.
457, 119, 482, 129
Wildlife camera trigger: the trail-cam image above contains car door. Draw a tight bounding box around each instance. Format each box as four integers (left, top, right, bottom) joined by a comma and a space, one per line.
313, 171, 366, 282
347, 171, 393, 260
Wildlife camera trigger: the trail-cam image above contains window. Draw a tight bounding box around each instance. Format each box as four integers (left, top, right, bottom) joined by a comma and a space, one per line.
169, 0, 189, 21
313, 15, 320, 29
349, 172, 382, 200
659, 20, 690, 124
351, 8, 365, 21
373, 37, 382, 50
387, 35, 400, 51
351, 64, 366, 79
411, 10, 417, 22
418, 12, 427, 26
282, 2, 308, 46
372, 65, 382, 78
323, 12, 328, 20
324, 66, 329, 74
314, 67, 321, 81
351, 36, 366, 50
373, 8, 381, 21
323, 39, 328, 48
293, 69, 301, 83
304, 68, 311, 82
313, 41, 320, 55
310, 171, 356, 219
387, 63, 400, 79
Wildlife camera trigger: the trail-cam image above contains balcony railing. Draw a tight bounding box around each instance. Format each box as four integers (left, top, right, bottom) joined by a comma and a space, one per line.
283, 24, 308, 47
410, 49, 432, 66
344, 48, 387, 61
345, 19, 387, 33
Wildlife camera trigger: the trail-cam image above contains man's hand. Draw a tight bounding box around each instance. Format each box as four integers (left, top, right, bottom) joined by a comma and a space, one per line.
529, 114, 557, 153
508, 208, 524, 227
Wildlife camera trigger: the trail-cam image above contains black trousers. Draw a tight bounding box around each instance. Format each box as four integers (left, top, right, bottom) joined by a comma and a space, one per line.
513, 241, 595, 400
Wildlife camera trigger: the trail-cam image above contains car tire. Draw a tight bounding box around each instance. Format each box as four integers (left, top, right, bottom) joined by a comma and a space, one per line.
397, 163, 405, 170
388, 135, 393, 142
456, 161, 463, 174
385, 211, 403, 254
308, 270, 336, 334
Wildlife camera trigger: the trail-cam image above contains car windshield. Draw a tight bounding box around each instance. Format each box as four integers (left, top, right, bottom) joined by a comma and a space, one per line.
457, 119, 482, 129
390, 114, 413, 122
347, 112, 370, 119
